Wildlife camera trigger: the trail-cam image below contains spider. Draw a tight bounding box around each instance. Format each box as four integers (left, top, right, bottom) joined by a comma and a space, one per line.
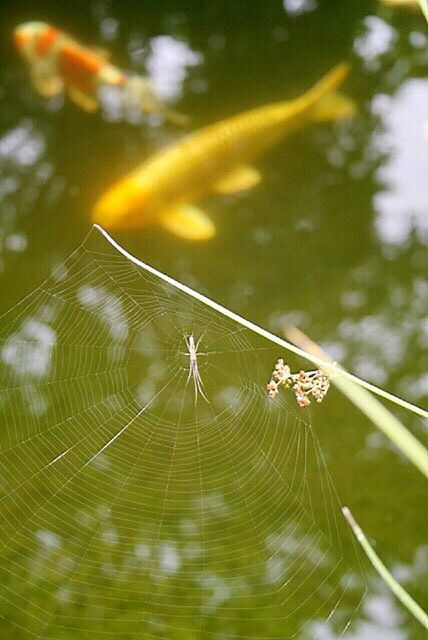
185, 334, 208, 403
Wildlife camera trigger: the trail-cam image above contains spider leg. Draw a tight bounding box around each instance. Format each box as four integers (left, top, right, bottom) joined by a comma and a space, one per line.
194, 366, 208, 403
186, 358, 194, 383
193, 369, 199, 405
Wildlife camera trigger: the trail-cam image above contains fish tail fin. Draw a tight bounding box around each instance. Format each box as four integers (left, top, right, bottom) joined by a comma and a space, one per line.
124, 76, 189, 126
307, 62, 351, 99
304, 62, 356, 122
312, 91, 356, 122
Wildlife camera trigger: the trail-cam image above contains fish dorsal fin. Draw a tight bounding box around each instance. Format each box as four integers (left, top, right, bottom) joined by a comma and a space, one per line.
214, 165, 261, 195
67, 87, 98, 112
159, 205, 216, 241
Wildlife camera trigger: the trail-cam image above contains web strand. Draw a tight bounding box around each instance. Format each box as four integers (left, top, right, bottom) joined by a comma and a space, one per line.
0, 227, 368, 639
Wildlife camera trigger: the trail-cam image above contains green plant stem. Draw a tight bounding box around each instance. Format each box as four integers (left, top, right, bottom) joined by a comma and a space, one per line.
342, 507, 428, 630
95, 225, 428, 421
418, 0, 428, 22
284, 326, 428, 480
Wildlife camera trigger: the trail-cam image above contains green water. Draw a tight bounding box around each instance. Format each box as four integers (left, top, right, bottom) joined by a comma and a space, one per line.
0, 1, 427, 638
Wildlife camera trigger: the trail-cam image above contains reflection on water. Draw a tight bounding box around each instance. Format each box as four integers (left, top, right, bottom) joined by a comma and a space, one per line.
100, 34, 202, 123
77, 284, 129, 343
308, 584, 407, 640
336, 260, 428, 404
146, 36, 203, 102
2, 317, 55, 378
0, 120, 50, 270
0, 120, 45, 166
309, 543, 427, 639
373, 79, 428, 245
354, 15, 397, 68
283, 0, 317, 17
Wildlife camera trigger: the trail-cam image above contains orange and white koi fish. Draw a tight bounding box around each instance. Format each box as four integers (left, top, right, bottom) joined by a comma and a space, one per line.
14, 21, 187, 124
92, 63, 355, 241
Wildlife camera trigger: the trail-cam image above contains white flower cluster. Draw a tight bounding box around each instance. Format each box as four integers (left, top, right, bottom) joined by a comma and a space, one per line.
267, 358, 330, 407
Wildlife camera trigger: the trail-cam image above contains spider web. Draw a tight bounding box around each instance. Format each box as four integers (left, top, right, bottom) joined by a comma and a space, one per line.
0, 226, 367, 639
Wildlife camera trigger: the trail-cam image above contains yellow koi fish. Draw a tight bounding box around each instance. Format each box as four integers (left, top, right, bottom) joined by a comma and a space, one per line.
92, 63, 355, 240
14, 21, 187, 124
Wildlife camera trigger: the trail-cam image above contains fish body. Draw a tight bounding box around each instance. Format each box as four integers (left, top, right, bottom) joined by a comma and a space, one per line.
92, 63, 355, 240
14, 22, 186, 123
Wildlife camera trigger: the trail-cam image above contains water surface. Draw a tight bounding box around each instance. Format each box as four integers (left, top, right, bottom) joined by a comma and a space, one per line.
0, 1, 427, 638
